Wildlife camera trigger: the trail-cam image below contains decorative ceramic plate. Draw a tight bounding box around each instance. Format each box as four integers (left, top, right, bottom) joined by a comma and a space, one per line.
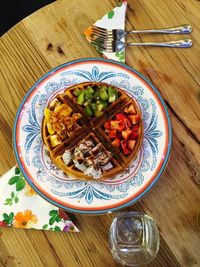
13, 58, 172, 214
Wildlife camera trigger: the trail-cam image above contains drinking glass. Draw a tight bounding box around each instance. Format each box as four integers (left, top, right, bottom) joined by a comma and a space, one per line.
109, 212, 160, 266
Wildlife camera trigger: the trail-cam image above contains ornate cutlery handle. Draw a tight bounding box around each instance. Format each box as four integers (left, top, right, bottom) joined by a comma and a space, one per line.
127, 25, 192, 35
126, 39, 192, 48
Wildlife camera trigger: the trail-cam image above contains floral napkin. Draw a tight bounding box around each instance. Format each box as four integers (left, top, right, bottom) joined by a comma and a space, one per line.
84, 0, 127, 63
0, 167, 79, 232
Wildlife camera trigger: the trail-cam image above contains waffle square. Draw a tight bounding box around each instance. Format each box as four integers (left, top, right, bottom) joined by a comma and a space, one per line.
42, 82, 143, 180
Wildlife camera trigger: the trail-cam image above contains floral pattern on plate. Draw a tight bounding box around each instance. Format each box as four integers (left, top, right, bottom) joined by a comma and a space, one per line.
13, 58, 172, 214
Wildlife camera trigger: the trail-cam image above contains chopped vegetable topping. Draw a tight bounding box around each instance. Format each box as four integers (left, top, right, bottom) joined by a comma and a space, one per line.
103, 103, 141, 155
73, 85, 119, 118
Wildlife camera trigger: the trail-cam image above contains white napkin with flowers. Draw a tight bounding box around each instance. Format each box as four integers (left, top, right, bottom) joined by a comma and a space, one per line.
0, 167, 79, 232
84, 0, 127, 63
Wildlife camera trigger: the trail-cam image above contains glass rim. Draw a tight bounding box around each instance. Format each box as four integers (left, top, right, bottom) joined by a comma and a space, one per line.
114, 211, 156, 221
114, 211, 144, 217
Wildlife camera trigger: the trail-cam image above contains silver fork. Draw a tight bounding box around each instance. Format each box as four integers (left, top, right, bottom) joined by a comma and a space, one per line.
92, 24, 192, 40
91, 38, 193, 52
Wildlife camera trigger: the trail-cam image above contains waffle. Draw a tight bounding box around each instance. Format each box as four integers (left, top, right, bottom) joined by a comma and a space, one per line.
42, 82, 143, 180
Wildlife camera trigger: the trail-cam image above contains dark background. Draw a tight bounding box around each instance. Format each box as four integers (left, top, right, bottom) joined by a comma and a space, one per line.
0, 0, 55, 36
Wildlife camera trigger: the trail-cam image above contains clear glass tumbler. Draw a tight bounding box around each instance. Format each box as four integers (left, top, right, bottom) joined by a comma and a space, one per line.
109, 212, 160, 266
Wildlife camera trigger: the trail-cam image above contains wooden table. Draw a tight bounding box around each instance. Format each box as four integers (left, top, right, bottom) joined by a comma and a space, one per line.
0, 0, 200, 266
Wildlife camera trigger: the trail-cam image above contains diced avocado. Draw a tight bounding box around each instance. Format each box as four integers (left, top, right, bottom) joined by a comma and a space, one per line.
108, 86, 116, 96
115, 90, 119, 99
108, 86, 114, 95
108, 86, 117, 102
77, 91, 85, 105
94, 110, 104, 118
90, 103, 97, 110
86, 86, 94, 94
96, 101, 108, 111
99, 85, 107, 92
96, 103, 104, 111
99, 89, 109, 101
73, 88, 80, 96
85, 92, 93, 101
85, 105, 93, 117
109, 92, 116, 102
94, 92, 100, 100
102, 101, 108, 109
83, 101, 90, 106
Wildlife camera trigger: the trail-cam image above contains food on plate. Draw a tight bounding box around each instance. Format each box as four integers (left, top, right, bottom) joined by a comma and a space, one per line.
42, 96, 82, 148
62, 136, 113, 179
64, 82, 129, 124
42, 82, 143, 180
72, 84, 118, 117
103, 104, 141, 156
101, 101, 143, 168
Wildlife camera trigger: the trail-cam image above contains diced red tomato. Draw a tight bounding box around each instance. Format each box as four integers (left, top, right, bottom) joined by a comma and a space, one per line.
128, 140, 136, 150
109, 129, 117, 139
124, 104, 136, 114
130, 131, 139, 140
128, 114, 140, 124
110, 120, 120, 129
118, 121, 126, 131
123, 147, 131, 155
116, 113, 127, 121
132, 124, 139, 132
104, 121, 111, 129
116, 113, 131, 128
121, 140, 131, 155
112, 138, 121, 148
121, 140, 127, 150
122, 129, 132, 140
124, 118, 131, 128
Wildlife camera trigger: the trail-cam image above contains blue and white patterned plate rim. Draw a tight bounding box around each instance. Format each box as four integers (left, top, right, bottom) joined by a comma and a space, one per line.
13, 58, 172, 214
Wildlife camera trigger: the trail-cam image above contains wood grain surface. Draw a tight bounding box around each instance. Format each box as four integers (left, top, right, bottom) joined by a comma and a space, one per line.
0, 0, 200, 266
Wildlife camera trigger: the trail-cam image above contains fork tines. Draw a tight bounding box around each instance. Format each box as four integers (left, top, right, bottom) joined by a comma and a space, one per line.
92, 25, 113, 38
